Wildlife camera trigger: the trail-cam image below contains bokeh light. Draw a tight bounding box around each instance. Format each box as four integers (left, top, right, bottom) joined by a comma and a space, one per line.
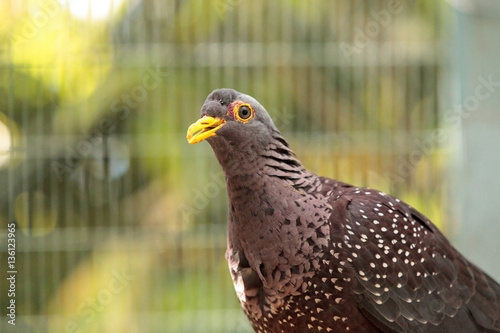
65, 0, 126, 21
0, 118, 11, 168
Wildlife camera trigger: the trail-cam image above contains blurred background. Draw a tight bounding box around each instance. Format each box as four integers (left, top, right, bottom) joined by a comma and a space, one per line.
0, 0, 499, 332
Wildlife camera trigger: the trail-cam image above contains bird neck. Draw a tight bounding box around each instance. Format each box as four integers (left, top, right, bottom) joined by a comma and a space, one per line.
210, 130, 315, 191
210, 132, 332, 298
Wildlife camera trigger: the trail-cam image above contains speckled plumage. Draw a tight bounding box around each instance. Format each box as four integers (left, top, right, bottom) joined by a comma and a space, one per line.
189, 89, 500, 333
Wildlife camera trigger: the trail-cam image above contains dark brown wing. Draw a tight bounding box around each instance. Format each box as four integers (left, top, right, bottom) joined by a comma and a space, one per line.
328, 187, 500, 333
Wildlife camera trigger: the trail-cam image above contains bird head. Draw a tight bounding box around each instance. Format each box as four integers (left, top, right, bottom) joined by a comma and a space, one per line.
187, 88, 279, 150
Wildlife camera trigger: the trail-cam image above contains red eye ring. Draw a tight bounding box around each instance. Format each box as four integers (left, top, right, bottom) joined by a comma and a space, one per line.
227, 101, 255, 123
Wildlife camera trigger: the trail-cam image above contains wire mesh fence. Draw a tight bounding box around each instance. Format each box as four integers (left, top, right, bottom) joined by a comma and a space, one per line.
0, 0, 468, 332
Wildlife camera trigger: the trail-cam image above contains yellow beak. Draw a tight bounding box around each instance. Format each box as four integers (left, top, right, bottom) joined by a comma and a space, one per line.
186, 116, 226, 144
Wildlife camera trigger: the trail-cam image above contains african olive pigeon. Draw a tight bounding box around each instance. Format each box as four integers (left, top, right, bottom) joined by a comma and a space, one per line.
186, 88, 500, 333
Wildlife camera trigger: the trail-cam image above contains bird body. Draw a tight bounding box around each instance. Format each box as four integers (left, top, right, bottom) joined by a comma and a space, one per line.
187, 89, 500, 332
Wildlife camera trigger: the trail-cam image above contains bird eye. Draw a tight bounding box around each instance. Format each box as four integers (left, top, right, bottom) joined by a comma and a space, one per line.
238, 106, 251, 120
228, 101, 254, 122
